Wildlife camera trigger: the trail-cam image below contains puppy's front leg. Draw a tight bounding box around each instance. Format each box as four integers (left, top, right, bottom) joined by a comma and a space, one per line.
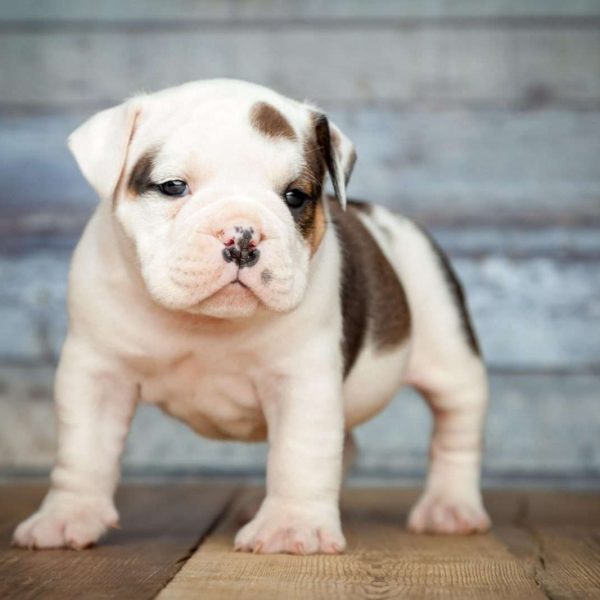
235, 368, 345, 555
12, 335, 137, 549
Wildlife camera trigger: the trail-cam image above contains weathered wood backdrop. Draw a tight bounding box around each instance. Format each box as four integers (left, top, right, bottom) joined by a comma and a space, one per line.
1, 1, 599, 484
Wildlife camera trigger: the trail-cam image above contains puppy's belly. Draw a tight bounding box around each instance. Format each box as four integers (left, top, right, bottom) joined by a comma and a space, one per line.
343, 341, 411, 429
136, 341, 410, 442
141, 371, 267, 442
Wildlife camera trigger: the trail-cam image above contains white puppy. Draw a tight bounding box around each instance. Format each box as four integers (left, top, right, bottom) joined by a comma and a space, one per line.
13, 80, 490, 554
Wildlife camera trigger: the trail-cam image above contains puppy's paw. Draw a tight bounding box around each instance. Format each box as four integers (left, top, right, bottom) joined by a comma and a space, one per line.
407, 490, 490, 535
234, 499, 345, 555
12, 493, 118, 550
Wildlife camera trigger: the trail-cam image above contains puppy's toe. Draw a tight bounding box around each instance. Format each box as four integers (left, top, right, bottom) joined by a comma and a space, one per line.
12, 497, 118, 550
407, 492, 490, 535
234, 500, 346, 555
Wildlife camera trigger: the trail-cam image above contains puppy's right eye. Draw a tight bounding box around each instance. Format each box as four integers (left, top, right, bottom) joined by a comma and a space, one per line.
157, 180, 188, 197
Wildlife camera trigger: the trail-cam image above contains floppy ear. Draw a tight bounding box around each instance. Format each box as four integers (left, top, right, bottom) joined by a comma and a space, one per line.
68, 98, 143, 200
314, 113, 356, 210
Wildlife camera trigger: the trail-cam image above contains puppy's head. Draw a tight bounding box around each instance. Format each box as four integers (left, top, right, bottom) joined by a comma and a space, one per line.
69, 80, 355, 319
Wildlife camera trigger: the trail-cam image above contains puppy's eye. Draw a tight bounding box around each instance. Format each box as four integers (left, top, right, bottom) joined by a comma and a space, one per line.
157, 180, 188, 197
284, 188, 310, 209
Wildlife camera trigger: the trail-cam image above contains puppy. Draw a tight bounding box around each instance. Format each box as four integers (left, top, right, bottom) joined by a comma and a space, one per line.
13, 80, 490, 554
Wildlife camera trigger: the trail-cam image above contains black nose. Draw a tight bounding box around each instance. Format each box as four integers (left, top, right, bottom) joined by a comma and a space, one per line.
222, 228, 260, 268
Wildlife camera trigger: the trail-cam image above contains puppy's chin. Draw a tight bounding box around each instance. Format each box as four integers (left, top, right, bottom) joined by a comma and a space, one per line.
190, 282, 261, 319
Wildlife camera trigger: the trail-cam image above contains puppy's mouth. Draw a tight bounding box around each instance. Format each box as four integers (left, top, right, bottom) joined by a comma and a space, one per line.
211, 275, 257, 300
230, 277, 250, 290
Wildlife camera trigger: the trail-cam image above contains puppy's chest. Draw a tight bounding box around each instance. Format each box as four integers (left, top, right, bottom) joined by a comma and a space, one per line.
138, 352, 267, 441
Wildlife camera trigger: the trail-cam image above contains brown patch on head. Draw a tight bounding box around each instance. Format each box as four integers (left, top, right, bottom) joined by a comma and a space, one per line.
127, 148, 158, 196
250, 102, 296, 141
331, 201, 411, 376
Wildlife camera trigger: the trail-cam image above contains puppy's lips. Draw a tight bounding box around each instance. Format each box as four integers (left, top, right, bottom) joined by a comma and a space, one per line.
230, 277, 251, 290
202, 276, 258, 303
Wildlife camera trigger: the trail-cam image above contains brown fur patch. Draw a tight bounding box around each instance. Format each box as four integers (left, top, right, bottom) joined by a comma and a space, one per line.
288, 194, 318, 241
309, 201, 327, 255
347, 199, 372, 214
127, 148, 158, 195
314, 113, 344, 206
331, 200, 411, 376
250, 102, 296, 141
301, 128, 326, 199
423, 231, 481, 356
284, 122, 327, 248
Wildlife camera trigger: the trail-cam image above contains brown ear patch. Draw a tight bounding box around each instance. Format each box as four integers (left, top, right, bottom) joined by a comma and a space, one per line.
332, 201, 411, 376
127, 148, 158, 196
250, 102, 296, 141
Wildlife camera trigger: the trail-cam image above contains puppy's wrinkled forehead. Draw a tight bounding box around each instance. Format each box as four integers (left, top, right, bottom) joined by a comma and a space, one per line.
128, 87, 312, 188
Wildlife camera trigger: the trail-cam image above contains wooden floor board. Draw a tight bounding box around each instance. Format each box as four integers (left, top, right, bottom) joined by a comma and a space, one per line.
159, 489, 549, 599
507, 490, 600, 599
0, 483, 235, 600
533, 527, 600, 599
2, 486, 599, 599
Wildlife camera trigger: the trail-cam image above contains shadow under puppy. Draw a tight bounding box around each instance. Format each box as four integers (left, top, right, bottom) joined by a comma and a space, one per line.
13, 79, 490, 554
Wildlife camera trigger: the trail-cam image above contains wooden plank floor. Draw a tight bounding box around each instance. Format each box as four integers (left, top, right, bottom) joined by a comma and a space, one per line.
0, 484, 234, 599
1, 485, 599, 599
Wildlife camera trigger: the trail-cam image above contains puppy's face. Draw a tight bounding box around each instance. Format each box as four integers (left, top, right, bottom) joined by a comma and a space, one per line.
69, 80, 355, 319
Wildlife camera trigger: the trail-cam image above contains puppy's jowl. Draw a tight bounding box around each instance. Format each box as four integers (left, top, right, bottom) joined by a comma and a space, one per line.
13, 80, 490, 554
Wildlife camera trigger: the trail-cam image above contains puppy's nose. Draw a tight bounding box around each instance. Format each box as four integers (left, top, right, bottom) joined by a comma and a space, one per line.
219, 225, 261, 268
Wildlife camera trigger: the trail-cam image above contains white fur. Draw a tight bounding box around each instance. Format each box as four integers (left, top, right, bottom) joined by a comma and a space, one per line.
13, 80, 490, 553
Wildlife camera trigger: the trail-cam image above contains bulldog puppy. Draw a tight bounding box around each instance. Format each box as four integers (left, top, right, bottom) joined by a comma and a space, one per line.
13, 79, 490, 554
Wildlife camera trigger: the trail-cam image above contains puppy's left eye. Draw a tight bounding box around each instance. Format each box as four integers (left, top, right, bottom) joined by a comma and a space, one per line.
284, 188, 310, 209
158, 180, 189, 197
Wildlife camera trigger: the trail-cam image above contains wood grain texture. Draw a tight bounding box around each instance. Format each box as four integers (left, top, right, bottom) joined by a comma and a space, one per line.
519, 492, 600, 599
1, 486, 599, 598
0, 483, 235, 600
3, 110, 599, 233
2, 244, 599, 371
1, 28, 599, 109
160, 489, 584, 600
3, 0, 600, 22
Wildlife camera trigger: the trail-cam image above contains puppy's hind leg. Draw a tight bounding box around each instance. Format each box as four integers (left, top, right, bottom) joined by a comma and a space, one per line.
401, 230, 491, 535
407, 360, 491, 534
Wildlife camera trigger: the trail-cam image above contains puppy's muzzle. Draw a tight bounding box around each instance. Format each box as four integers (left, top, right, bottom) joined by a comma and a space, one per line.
221, 226, 261, 269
